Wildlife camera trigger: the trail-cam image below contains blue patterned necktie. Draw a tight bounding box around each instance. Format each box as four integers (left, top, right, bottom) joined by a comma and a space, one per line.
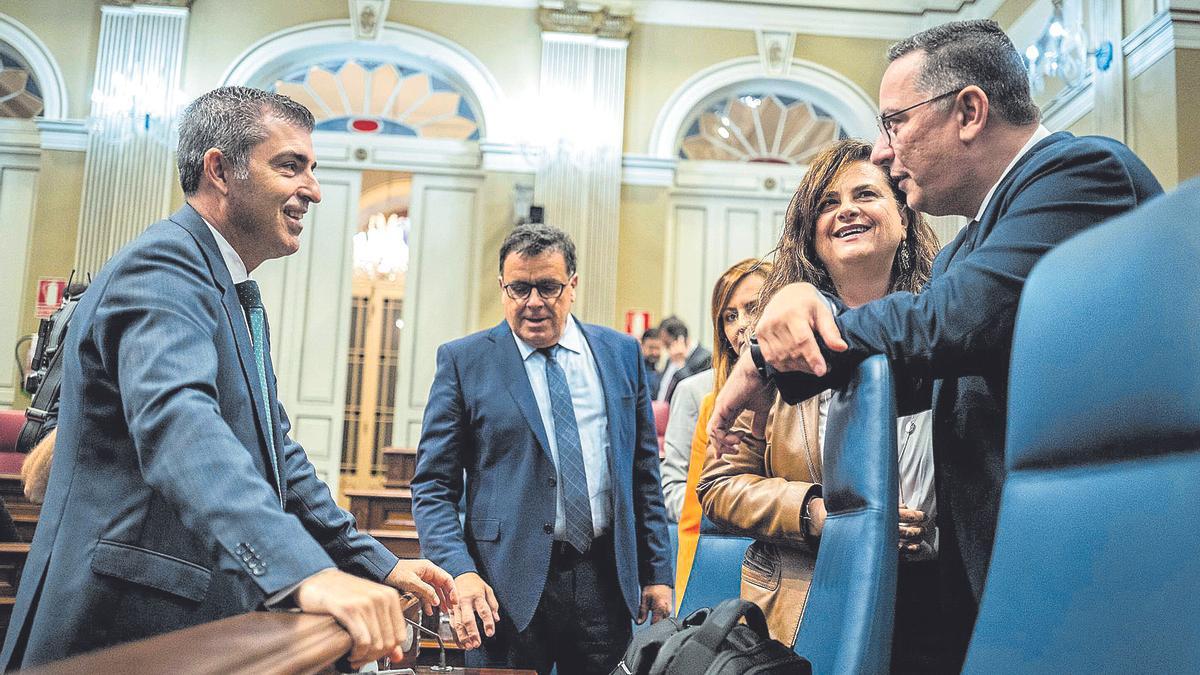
540, 346, 593, 554
235, 280, 283, 508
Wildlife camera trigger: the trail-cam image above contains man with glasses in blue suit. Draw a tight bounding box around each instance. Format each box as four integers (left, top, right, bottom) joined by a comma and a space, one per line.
413, 224, 673, 674
710, 19, 1162, 671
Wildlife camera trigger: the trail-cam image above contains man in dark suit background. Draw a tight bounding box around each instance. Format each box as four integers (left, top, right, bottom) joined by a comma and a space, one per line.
656, 316, 711, 403
1, 87, 456, 671
640, 326, 664, 395
412, 224, 673, 674
710, 20, 1162, 670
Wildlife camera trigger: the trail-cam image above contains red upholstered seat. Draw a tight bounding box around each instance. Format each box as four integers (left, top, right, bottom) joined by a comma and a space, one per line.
0, 409, 27, 456
652, 400, 669, 458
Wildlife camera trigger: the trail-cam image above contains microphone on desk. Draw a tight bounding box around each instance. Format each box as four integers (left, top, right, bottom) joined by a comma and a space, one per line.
403, 616, 456, 672
349, 618, 458, 674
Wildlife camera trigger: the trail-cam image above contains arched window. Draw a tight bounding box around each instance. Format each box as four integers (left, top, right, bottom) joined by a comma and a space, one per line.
0, 40, 43, 118
677, 83, 847, 165
272, 57, 480, 140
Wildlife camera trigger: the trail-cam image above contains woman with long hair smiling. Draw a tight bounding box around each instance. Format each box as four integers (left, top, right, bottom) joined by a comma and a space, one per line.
698, 138, 944, 671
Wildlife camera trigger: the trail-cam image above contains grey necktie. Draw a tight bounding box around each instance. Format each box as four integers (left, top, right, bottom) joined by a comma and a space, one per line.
540, 346, 593, 553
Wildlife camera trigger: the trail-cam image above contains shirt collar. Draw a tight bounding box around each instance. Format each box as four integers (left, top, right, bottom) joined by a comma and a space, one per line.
203, 218, 250, 284
973, 124, 1052, 222
514, 315, 585, 361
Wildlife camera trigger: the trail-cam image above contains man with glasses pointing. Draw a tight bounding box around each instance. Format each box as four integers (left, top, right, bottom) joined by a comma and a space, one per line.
413, 224, 673, 674
710, 20, 1161, 670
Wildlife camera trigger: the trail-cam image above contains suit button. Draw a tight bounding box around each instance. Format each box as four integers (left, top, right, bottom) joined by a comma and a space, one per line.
548, 477, 557, 487
543, 523, 553, 534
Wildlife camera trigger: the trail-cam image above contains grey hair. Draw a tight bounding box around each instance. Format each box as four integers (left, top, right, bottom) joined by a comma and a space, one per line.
498, 224, 577, 277
176, 86, 315, 195
887, 19, 1040, 126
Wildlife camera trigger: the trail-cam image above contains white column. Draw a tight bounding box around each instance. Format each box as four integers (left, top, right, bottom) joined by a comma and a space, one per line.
75, 5, 187, 273
534, 31, 627, 325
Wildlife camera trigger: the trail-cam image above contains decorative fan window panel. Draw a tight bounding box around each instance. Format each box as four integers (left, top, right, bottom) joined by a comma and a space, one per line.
274, 59, 479, 140
0, 43, 43, 118
679, 93, 845, 165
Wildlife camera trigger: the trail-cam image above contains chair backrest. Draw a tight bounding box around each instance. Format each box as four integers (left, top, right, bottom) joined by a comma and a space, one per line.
0, 410, 26, 454
794, 354, 897, 674
652, 400, 669, 457
675, 515, 754, 618
965, 180, 1200, 672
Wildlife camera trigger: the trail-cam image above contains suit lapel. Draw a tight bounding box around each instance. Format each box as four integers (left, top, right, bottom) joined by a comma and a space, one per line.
492, 322, 554, 462
172, 205, 284, 499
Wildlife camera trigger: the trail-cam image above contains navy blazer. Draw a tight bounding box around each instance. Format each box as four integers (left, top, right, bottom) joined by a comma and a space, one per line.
771, 132, 1162, 606
411, 320, 674, 632
1, 205, 398, 669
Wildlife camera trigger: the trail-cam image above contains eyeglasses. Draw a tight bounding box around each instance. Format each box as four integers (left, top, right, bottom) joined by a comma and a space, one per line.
876, 88, 962, 145
502, 277, 573, 301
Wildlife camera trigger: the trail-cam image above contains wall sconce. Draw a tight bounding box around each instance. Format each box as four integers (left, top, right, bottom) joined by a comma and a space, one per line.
1024, 0, 1113, 94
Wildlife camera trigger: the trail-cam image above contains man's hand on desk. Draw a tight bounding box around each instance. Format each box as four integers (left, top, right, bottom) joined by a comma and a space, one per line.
385, 558, 458, 616
449, 571, 500, 650
294, 567, 411, 669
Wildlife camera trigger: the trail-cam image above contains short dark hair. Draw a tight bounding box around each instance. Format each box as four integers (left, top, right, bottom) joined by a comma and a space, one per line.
641, 327, 661, 342
658, 316, 688, 342
177, 86, 315, 196
498, 224, 577, 277
887, 19, 1039, 126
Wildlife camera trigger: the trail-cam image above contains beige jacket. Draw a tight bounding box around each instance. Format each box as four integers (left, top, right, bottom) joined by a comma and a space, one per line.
696, 396, 821, 646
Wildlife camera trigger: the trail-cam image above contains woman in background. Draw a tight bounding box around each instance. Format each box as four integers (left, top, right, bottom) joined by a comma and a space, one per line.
667, 257, 772, 607
698, 138, 943, 672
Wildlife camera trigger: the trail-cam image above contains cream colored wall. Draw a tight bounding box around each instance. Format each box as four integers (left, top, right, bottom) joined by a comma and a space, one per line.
1066, 110, 1095, 137
0, 0, 100, 118
624, 25, 890, 155
1128, 53, 1178, 187
474, 171, 525, 331
183, 1, 541, 132
1174, 49, 1200, 186
615, 184, 669, 327
992, 0, 1041, 30
624, 24, 756, 155
12, 149, 84, 407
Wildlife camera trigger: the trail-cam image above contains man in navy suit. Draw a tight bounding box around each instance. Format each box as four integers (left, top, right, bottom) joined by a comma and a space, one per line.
412, 225, 673, 674
710, 20, 1162, 670
1, 87, 455, 671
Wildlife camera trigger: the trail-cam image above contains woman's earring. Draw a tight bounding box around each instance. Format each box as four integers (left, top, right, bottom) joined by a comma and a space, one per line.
899, 244, 912, 272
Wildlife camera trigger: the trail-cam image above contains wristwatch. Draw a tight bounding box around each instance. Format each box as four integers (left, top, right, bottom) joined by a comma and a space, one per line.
747, 334, 770, 380
801, 485, 823, 547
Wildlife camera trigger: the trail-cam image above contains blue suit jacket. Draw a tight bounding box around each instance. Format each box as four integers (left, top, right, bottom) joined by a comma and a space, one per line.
1, 205, 398, 669
411, 320, 674, 632
770, 132, 1162, 632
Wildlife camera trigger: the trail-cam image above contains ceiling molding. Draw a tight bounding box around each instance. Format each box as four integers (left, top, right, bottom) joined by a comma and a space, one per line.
405, 0, 1008, 40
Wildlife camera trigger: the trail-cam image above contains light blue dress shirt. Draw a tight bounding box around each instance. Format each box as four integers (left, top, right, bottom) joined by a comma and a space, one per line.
513, 315, 613, 539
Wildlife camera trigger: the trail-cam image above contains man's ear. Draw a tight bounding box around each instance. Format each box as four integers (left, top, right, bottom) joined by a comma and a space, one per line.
201, 148, 232, 195
956, 85, 988, 143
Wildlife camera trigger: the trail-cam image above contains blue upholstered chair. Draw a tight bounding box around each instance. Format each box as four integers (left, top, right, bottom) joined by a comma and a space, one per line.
794, 354, 898, 674
965, 179, 1200, 671
675, 516, 753, 618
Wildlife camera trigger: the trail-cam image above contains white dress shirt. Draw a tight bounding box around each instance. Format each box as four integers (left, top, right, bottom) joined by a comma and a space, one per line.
513, 315, 613, 539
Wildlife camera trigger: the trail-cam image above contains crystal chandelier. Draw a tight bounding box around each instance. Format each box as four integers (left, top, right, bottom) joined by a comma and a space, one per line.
1024, 0, 1112, 95
352, 212, 410, 280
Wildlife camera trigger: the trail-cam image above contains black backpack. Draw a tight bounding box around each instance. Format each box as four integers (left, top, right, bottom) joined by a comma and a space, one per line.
16, 282, 86, 454
613, 599, 811, 675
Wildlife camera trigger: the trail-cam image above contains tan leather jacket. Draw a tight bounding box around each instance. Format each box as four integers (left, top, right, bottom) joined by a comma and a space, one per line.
696, 395, 821, 646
